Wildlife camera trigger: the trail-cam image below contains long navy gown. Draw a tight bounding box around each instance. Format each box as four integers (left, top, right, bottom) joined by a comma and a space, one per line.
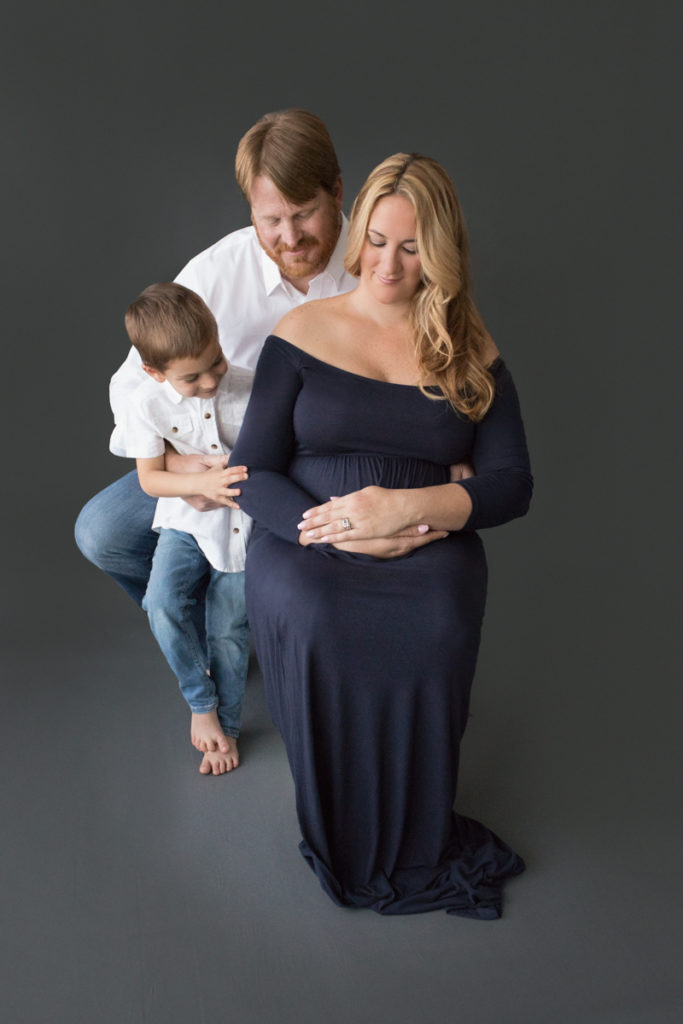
231, 335, 532, 918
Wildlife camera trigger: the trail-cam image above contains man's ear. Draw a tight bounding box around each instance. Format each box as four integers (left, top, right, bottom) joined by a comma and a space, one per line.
332, 176, 343, 207
141, 363, 166, 384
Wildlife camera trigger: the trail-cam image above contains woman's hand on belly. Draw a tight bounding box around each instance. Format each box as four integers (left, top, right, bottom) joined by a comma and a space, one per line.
298, 486, 419, 544
332, 529, 449, 559
298, 482, 473, 544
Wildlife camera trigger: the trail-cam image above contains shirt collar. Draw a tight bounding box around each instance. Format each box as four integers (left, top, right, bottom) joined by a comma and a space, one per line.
260, 214, 350, 296
160, 373, 230, 405
161, 379, 185, 404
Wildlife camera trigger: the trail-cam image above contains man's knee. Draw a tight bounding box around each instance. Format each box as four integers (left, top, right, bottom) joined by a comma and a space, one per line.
74, 498, 106, 567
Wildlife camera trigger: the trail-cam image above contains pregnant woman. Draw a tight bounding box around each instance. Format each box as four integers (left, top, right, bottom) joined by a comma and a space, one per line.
231, 153, 533, 918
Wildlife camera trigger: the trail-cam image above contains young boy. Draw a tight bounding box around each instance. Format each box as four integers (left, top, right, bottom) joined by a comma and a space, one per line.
123, 282, 254, 776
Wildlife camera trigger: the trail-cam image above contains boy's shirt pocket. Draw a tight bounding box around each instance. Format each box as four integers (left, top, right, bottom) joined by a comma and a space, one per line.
159, 412, 195, 444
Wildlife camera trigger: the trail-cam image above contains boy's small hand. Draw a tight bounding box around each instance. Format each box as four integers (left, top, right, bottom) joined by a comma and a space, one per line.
198, 463, 249, 507
173, 454, 247, 511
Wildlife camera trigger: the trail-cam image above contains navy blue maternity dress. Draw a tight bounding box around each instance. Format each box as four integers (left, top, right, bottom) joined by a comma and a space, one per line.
231, 336, 533, 918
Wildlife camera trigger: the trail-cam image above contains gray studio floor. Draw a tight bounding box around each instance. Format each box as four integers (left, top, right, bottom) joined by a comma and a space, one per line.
2, 561, 680, 1024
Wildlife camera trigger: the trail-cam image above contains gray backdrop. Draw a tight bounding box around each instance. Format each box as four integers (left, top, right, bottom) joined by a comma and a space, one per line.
2, 1, 681, 1022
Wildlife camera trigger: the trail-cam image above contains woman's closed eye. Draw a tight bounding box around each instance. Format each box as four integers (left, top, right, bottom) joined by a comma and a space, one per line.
367, 236, 417, 255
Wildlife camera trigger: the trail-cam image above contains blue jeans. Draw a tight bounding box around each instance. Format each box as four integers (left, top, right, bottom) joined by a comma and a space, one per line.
142, 528, 249, 738
74, 470, 158, 606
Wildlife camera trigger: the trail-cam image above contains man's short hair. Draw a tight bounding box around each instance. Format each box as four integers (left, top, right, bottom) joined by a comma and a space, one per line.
124, 282, 218, 371
235, 108, 341, 205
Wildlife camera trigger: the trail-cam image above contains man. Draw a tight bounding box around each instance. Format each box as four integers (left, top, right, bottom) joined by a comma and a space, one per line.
75, 109, 357, 604
76, 108, 472, 602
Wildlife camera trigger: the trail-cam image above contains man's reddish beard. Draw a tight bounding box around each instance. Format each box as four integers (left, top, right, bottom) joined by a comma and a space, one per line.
256, 204, 340, 282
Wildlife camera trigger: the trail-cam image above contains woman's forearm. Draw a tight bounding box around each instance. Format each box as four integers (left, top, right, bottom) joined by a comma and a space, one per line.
235, 469, 319, 545
391, 484, 473, 532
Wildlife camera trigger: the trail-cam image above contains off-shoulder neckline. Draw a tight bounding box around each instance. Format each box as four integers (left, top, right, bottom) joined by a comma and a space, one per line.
266, 334, 503, 388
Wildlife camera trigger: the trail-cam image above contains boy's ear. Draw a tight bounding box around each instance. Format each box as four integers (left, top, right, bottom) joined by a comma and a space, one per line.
141, 363, 166, 384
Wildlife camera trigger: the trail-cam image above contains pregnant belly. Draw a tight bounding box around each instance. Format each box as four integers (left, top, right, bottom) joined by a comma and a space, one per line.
290, 452, 450, 503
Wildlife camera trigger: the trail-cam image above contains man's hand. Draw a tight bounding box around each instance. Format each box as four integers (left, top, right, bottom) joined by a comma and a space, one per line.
449, 460, 474, 482
164, 449, 243, 511
184, 495, 224, 511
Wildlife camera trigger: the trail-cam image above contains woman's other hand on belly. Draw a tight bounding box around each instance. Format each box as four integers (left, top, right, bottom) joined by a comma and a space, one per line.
332, 529, 449, 559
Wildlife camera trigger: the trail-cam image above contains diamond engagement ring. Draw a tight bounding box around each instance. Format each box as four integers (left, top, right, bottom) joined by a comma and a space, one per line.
342, 518, 352, 531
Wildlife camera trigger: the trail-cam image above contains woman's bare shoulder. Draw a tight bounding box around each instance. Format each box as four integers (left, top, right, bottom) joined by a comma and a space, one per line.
272, 294, 350, 354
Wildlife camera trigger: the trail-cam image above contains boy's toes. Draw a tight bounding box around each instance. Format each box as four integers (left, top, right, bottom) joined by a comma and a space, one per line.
198, 742, 239, 776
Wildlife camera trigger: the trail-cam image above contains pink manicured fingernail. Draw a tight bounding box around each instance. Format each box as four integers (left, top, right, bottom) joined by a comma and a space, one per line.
417, 524, 429, 534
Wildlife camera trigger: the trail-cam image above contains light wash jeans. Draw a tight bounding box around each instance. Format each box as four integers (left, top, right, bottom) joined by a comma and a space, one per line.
74, 470, 158, 607
142, 528, 249, 737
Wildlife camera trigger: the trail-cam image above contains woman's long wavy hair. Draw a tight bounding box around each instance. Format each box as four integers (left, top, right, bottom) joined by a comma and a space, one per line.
345, 154, 494, 421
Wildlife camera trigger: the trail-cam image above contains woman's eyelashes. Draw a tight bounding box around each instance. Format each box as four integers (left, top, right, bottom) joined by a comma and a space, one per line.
367, 236, 417, 255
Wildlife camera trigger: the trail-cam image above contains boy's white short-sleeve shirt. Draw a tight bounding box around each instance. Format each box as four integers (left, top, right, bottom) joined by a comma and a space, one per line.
124, 365, 254, 573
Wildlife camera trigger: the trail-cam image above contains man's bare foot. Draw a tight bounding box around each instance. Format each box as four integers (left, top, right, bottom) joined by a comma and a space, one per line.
199, 738, 239, 776
190, 710, 230, 753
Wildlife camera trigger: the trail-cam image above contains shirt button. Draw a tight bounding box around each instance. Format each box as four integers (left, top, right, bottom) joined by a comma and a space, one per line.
210, 444, 218, 450
171, 426, 178, 433
204, 412, 211, 419
232, 528, 240, 534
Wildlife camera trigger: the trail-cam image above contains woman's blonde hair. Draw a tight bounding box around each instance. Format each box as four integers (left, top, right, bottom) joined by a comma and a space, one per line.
345, 154, 494, 421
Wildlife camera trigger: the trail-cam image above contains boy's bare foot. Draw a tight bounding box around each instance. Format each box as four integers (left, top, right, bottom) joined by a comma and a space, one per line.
190, 710, 230, 753
199, 738, 239, 775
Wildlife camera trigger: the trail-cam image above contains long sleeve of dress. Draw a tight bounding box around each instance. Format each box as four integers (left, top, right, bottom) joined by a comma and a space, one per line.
457, 361, 533, 531
231, 341, 317, 544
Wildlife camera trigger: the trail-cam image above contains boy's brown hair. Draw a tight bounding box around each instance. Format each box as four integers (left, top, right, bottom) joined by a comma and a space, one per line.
125, 282, 217, 371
